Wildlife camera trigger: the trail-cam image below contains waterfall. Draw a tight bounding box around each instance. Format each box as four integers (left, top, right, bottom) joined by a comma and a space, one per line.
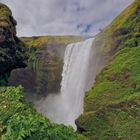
36, 38, 99, 129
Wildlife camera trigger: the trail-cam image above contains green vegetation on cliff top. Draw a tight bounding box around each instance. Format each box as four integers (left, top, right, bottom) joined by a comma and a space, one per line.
21, 36, 84, 48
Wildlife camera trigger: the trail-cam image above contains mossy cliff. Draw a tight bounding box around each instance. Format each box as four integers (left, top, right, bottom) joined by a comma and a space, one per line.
9, 36, 84, 96
0, 3, 28, 86
76, 0, 140, 139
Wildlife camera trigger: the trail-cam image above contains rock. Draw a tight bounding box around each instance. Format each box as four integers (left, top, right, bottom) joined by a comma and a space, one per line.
0, 3, 28, 85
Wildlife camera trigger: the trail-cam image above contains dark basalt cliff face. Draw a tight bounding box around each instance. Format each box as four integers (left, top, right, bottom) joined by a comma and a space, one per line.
0, 3, 28, 85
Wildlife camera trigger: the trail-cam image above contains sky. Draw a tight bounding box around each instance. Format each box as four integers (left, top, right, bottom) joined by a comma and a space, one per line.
0, 0, 133, 37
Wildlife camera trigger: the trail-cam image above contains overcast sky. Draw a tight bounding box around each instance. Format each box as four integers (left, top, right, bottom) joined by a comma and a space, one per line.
0, 0, 133, 37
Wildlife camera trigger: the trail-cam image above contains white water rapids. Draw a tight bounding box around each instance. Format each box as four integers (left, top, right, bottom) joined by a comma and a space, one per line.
36, 38, 104, 129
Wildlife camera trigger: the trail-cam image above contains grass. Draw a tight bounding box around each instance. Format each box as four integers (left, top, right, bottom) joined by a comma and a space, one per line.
77, 0, 140, 139
84, 46, 140, 112
21, 36, 84, 48
76, 46, 140, 140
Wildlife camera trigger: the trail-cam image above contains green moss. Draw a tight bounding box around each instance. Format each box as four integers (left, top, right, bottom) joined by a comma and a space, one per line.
92, 0, 140, 59
21, 36, 84, 48
77, 94, 140, 140
27, 48, 39, 72
0, 86, 87, 140
105, 0, 140, 32
84, 47, 140, 112
0, 3, 17, 38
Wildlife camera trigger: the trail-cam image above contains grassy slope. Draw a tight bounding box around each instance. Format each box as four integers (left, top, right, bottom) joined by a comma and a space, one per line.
92, 0, 140, 57
76, 0, 140, 139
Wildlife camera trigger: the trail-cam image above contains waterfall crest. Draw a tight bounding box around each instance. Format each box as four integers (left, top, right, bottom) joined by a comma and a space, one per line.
36, 38, 97, 129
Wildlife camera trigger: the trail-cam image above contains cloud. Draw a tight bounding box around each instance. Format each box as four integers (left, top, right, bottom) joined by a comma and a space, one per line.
0, 0, 133, 37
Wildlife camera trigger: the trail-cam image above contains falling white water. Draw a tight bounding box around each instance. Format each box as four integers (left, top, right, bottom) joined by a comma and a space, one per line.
36, 38, 102, 129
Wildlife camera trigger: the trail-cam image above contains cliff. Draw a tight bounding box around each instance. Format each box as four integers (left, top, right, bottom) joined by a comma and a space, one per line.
0, 3, 28, 85
8, 36, 84, 96
76, 0, 140, 139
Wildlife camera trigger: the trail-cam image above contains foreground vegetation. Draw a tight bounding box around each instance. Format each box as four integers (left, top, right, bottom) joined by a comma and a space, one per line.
0, 86, 87, 140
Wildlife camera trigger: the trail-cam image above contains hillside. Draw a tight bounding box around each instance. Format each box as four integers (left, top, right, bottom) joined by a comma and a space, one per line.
76, 0, 140, 139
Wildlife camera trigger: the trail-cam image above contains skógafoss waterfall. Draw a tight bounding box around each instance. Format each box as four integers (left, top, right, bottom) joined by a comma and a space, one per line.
36, 38, 104, 129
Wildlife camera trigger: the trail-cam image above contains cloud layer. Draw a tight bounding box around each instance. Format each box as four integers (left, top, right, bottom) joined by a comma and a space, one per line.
0, 0, 133, 37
